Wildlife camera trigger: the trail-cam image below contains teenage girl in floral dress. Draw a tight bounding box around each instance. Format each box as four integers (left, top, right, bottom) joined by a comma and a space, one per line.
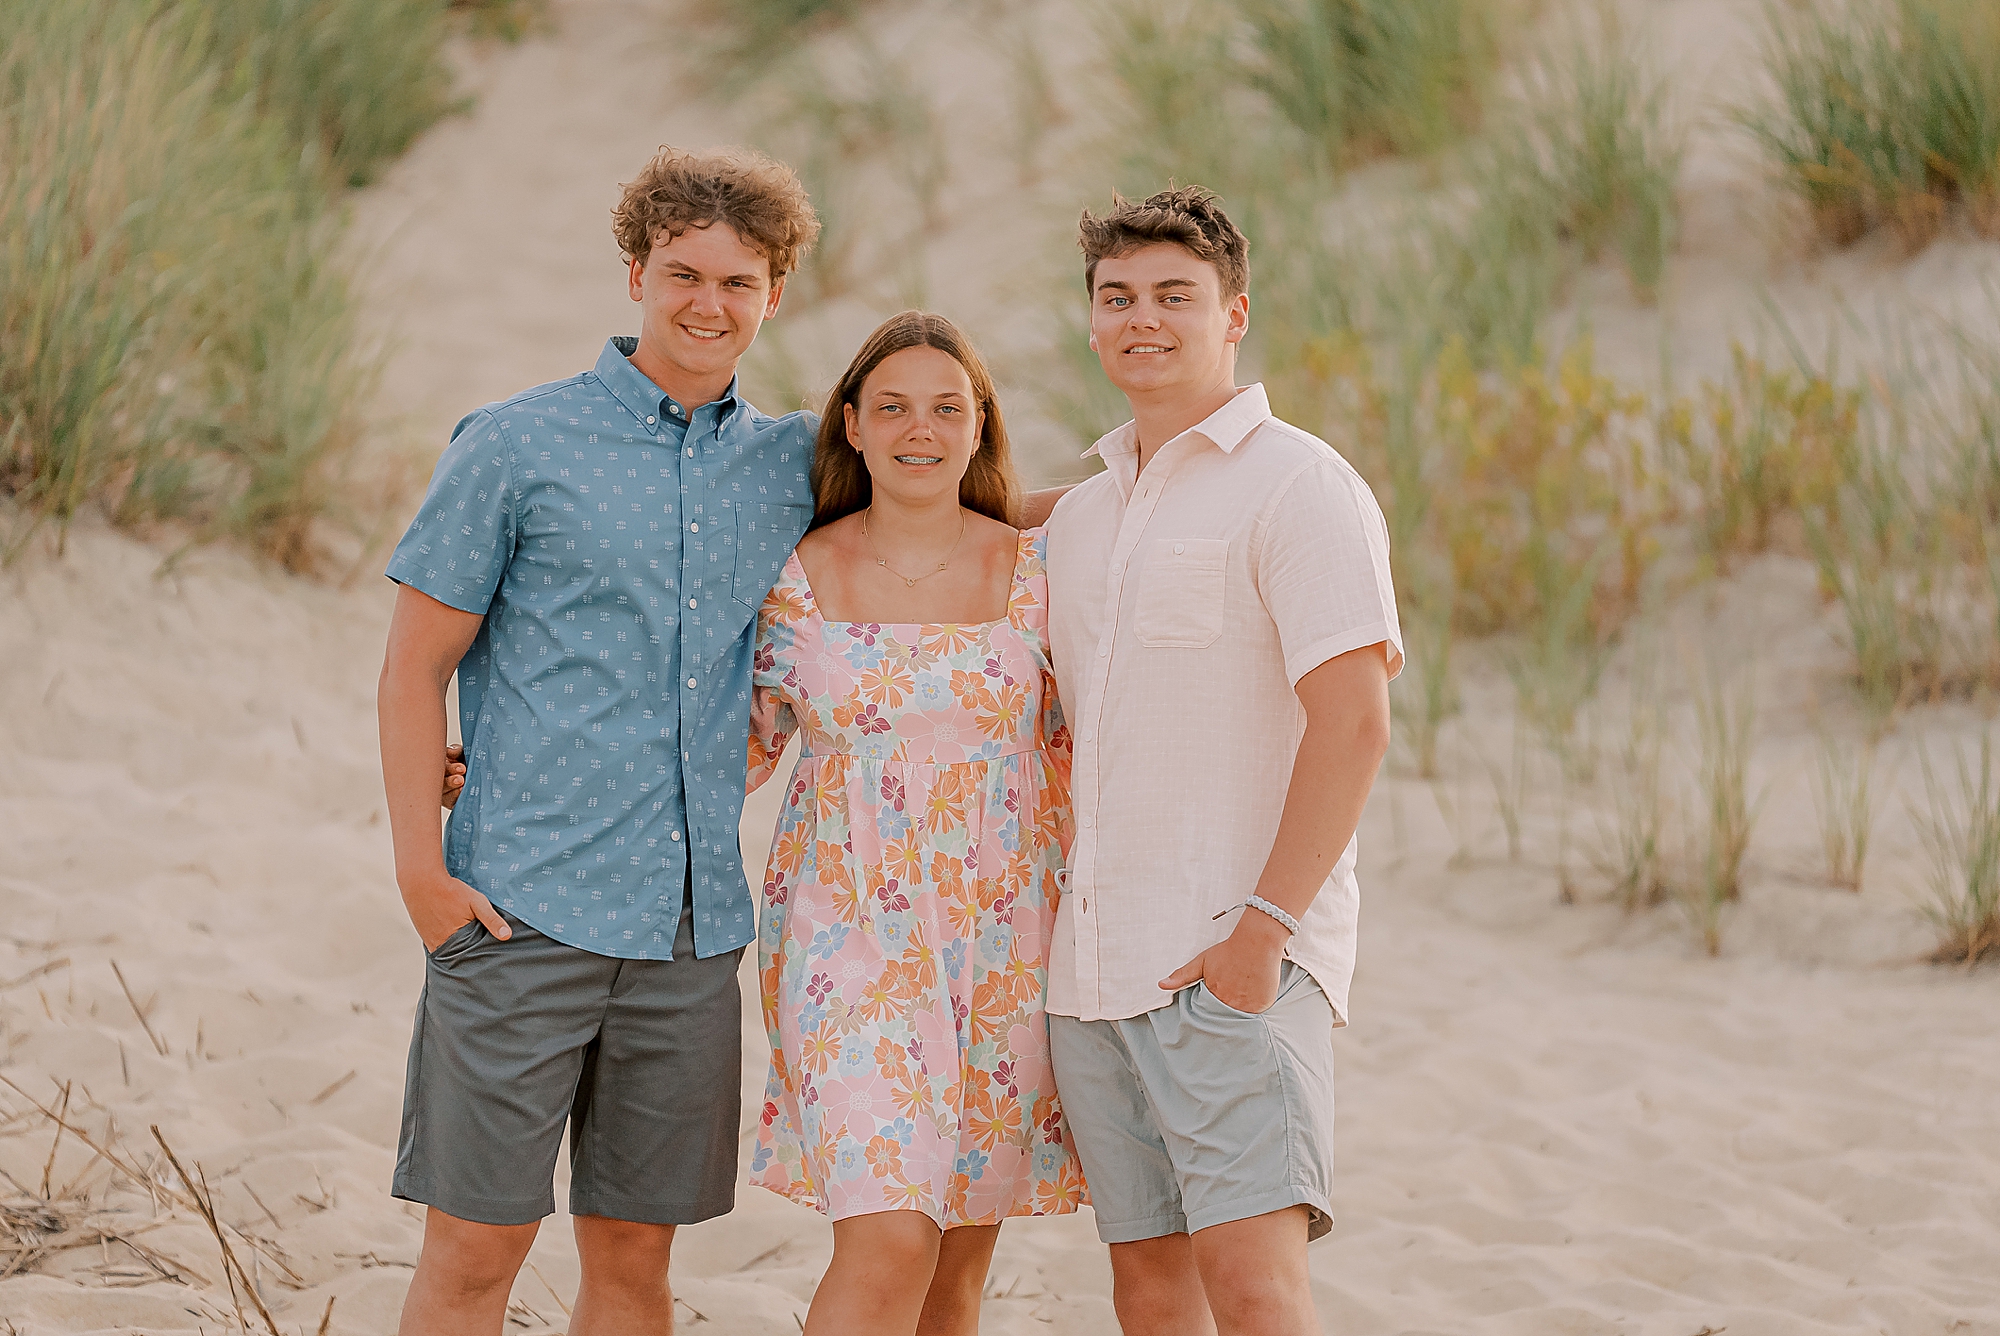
744, 311, 1082, 1335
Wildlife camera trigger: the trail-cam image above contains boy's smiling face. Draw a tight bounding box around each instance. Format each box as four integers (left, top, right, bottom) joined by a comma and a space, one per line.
1088, 242, 1249, 402
628, 222, 784, 396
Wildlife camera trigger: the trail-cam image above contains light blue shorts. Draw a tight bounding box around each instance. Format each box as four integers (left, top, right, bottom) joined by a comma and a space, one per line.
1047, 961, 1336, 1244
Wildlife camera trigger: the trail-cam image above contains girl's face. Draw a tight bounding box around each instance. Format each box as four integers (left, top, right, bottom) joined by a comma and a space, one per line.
843, 346, 984, 508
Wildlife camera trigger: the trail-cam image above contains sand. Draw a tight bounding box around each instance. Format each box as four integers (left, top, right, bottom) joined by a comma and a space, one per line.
4, 0, 1999, 1332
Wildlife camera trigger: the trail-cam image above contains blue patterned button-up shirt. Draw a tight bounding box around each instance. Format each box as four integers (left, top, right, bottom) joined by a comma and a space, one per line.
387, 337, 815, 959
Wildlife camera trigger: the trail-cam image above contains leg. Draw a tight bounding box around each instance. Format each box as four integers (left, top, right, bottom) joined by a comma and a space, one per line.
392, 920, 612, 1334
571, 1215, 677, 1336
805, 1210, 944, 1336
1106, 1234, 1217, 1336
914, 1223, 1001, 1336
1189, 1207, 1315, 1336
396, 1208, 539, 1336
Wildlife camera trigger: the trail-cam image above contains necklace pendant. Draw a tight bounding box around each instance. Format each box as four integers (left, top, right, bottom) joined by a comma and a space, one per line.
904, 577, 917, 587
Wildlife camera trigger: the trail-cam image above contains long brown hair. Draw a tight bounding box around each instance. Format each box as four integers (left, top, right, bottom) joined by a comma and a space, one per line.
809, 311, 1019, 530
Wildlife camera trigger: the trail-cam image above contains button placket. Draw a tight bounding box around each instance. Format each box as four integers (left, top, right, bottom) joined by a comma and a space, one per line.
1069, 455, 1176, 1015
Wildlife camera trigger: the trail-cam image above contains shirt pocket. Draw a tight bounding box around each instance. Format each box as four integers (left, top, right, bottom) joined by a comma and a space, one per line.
1135, 538, 1228, 648
731, 500, 812, 620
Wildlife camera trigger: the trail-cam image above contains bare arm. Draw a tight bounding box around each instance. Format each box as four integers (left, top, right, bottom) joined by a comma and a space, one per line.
1159, 642, 1392, 1011
378, 584, 511, 949
1019, 485, 1075, 529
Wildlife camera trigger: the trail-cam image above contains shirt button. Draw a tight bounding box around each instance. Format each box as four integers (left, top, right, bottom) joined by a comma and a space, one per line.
1174, 542, 1186, 554
1097, 646, 1108, 658
686, 677, 697, 688
671, 831, 682, 842
688, 522, 699, 533
687, 598, 697, 609
685, 447, 694, 457
669, 404, 682, 416
1082, 814, 1094, 828
645, 415, 656, 425
1081, 730, 1094, 742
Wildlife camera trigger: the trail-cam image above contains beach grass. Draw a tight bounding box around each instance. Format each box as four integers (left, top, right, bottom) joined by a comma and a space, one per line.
1592, 650, 1671, 912
1675, 671, 1757, 953
0, 0, 400, 568
1914, 734, 2000, 965
1812, 731, 1876, 891
1237, 0, 1496, 173
1514, 16, 1682, 300
1743, 0, 2000, 251
189, 0, 457, 188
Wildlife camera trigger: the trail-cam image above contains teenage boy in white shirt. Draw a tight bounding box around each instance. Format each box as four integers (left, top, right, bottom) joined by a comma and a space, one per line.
1042, 187, 1403, 1335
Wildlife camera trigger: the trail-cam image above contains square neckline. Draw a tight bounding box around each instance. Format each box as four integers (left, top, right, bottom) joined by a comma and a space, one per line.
784, 525, 1036, 631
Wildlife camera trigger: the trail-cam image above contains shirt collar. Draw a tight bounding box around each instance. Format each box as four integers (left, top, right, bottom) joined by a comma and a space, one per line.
1082, 383, 1272, 488
596, 336, 742, 426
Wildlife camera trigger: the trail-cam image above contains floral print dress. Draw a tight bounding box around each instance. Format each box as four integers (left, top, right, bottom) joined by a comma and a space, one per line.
745, 526, 1086, 1227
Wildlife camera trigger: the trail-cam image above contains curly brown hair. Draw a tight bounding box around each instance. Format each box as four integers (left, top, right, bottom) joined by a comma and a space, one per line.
612, 145, 820, 280
1078, 185, 1250, 298
810, 312, 1020, 531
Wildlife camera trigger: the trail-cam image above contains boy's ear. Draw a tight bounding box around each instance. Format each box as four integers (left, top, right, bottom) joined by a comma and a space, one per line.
1225, 291, 1250, 346
628, 257, 645, 302
764, 275, 786, 320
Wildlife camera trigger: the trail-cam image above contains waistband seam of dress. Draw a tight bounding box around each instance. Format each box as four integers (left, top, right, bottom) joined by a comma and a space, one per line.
798, 747, 1043, 762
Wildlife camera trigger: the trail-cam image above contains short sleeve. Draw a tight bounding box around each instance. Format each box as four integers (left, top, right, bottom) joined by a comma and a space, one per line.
1256, 459, 1403, 685
384, 410, 517, 615
746, 593, 802, 794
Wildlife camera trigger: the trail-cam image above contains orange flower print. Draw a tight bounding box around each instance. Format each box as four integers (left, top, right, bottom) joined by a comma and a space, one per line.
921, 624, 982, 659
864, 1135, 904, 1179
884, 835, 925, 884
1035, 1159, 1087, 1213
861, 661, 916, 708
969, 979, 1015, 1044
966, 1089, 1022, 1150
800, 1028, 840, 1074
947, 668, 993, 711
772, 827, 811, 876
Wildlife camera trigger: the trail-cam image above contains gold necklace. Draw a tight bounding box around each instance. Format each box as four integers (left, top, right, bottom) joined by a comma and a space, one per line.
861, 507, 967, 588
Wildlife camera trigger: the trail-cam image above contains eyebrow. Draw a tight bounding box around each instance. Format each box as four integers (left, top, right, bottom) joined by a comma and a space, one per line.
660, 260, 764, 283
870, 388, 971, 400
1094, 277, 1202, 294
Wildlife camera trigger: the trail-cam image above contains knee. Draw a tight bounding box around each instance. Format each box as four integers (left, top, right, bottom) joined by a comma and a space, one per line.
418, 1214, 537, 1297
1110, 1238, 1205, 1323
574, 1216, 675, 1291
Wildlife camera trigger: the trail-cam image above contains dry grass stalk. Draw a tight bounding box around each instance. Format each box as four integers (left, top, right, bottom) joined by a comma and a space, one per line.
109, 960, 168, 1056
1812, 732, 1875, 890
151, 1126, 282, 1336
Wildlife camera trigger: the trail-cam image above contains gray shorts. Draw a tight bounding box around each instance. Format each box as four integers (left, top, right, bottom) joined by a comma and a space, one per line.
1047, 961, 1336, 1244
392, 894, 744, 1227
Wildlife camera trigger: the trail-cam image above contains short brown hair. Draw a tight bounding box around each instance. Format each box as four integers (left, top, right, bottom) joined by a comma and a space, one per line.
810, 312, 1020, 531
612, 146, 820, 280
1078, 185, 1250, 299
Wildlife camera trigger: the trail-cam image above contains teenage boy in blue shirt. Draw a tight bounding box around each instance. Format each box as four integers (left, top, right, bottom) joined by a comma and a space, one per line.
376, 146, 822, 1336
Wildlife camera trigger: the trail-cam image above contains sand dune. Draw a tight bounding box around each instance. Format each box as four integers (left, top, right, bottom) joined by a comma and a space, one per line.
5, 0, 1999, 1332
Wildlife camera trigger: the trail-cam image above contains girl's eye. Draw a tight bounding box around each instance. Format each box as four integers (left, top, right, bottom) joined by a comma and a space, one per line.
938, 405, 958, 415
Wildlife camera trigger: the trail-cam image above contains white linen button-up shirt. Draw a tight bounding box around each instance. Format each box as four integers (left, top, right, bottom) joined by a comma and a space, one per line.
1043, 383, 1402, 1026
